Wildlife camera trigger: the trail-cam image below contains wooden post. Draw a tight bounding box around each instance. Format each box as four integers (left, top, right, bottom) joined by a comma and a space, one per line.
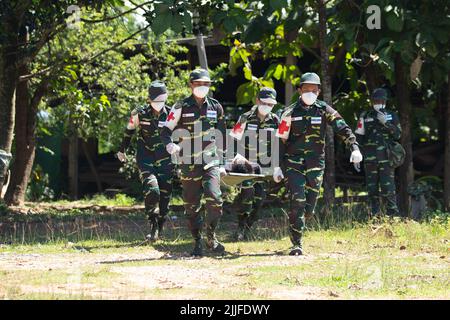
68, 122, 79, 200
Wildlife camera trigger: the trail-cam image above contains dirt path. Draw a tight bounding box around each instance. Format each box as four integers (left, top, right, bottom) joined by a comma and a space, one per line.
0, 249, 332, 299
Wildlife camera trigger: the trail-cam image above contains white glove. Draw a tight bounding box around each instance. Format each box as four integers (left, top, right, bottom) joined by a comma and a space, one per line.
166, 143, 181, 155
353, 162, 361, 172
116, 151, 126, 162
219, 166, 227, 177
273, 167, 284, 183
377, 112, 387, 125
350, 150, 363, 163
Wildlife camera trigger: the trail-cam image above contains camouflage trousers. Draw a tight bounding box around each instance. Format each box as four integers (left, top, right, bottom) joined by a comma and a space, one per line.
285, 157, 324, 246
364, 160, 399, 216
235, 180, 267, 229
180, 164, 223, 240
137, 155, 174, 222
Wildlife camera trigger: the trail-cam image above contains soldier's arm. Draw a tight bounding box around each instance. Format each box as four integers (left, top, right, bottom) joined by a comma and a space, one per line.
160, 102, 182, 146
384, 111, 402, 141
325, 104, 359, 152
354, 113, 366, 146
119, 109, 139, 152
273, 114, 286, 169
216, 102, 227, 164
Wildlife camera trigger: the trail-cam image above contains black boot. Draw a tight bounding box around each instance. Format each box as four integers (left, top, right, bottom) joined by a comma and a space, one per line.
191, 238, 203, 257
205, 225, 225, 254
235, 214, 249, 241
146, 210, 160, 242
190, 229, 203, 257
157, 216, 167, 239
289, 229, 303, 256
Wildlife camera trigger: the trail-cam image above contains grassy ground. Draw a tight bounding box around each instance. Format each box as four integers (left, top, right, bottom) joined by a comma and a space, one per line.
0, 206, 449, 300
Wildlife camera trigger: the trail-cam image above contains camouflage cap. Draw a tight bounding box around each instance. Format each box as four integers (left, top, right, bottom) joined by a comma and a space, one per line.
371, 88, 388, 101
189, 68, 212, 82
258, 87, 277, 105
148, 81, 168, 101
299, 72, 321, 86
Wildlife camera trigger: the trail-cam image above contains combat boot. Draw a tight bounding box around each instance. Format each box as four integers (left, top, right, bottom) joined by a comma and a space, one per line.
289, 245, 303, 256
235, 214, 250, 241
205, 228, 225, 254
191, 239, 203, 257
157, 216, 167, 239
145, 209, 160, 242
146, 220, 159, 242
289, 229, 303, 256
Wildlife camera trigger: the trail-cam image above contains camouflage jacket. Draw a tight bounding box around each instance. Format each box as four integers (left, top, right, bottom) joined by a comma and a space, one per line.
355, 108, 402, 162
119, 105, 170, 161
276, 99, 359, 169
229, 105, 282, 169
161, 95, 226, 166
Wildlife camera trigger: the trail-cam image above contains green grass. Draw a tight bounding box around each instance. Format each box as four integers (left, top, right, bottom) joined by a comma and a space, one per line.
0, 207, 448, 300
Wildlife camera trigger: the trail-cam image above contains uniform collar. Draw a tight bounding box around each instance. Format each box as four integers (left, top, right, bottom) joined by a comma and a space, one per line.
187, 94, 211, 108
297, 98, 315, 110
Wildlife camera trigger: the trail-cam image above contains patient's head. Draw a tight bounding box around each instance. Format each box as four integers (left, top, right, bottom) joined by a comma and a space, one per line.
230, 157, 261, 174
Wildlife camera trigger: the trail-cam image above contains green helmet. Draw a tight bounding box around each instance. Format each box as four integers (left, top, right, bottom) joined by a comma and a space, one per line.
371, 88, 388, 101
189, 68, 211, 82
148, 80, 167, 101
299, 72, 321, 86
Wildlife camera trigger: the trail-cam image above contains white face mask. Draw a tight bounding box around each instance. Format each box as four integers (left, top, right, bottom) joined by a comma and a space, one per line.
373, 104, 385, 112
258, 104, 272, 116
301, 92, 318, 105
151, 101, 165, 111
193, 86, 209, 98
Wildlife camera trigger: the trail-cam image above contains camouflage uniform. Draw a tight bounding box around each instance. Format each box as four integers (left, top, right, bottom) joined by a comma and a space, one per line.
119, 83, 174, 238
355, 89, 401, 216
277, 85, 359, 251
161, 69, 226, 255
229, 88, 282, 238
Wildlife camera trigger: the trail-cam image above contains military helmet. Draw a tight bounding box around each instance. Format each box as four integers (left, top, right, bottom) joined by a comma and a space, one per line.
258, 87, 277, 105
148, 81, 168, 101
299, 72, 321, 86
371, 88, 388, 101
189, 68, 211, 82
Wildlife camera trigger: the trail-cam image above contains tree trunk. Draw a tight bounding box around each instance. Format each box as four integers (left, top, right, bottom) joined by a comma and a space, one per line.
68, 124, 79, 200
0, 51, 18, 192
0, 6, 23, 193
4, 63, 34, 206
318, 0, 335, 214
81, 140, 103, 193
444, 71, 450, 212
395, 55, 414, 216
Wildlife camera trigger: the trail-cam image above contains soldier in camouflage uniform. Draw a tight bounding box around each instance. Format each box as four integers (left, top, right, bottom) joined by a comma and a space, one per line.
229, 87, 282, 241
354, 88, 401, 217
161, 69, 227, 256
275, 72, 363, 255
117, 81, 174, 241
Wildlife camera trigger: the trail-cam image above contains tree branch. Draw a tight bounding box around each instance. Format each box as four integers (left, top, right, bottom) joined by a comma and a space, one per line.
19, 25, 150, 82
80, 1, 154, 23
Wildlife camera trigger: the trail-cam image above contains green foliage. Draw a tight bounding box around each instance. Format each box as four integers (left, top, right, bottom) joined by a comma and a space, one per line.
37, 9, 191, 154
26, 165, 55, 202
